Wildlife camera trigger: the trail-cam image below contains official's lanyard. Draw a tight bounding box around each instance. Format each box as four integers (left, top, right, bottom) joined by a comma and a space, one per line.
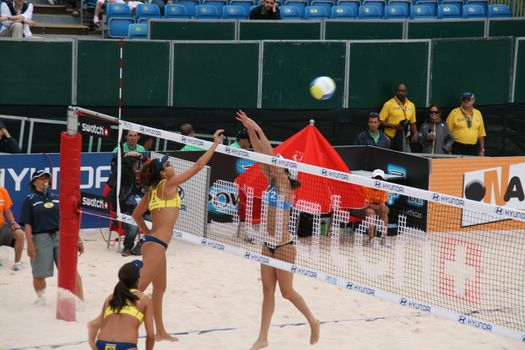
394, 97, 408, 121
460, 107, 473, 128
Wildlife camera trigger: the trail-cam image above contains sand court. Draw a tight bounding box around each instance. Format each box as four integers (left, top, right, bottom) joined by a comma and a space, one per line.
0, 229, 521, 350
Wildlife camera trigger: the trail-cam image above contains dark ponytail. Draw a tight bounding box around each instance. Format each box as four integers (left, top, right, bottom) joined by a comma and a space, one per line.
289, 178, 301, 189
108, 261, 141, 313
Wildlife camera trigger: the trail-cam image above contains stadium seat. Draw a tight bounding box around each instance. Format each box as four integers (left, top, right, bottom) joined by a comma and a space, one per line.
337, 0, 360, 12
280, 5, 303, 18
388, 0, 410, 14
437, 3, 461, 18
223, 4, 248, 18
411, 4, 434, 18
304, 5, 330, 18
466, 0, 488, 13
203, 0, 228, 14
165, 3, 190, 18
230, 0, 255, 15
310, 0, 334, 13
384, 4, 409, 18
106, 3, 133, 38
358, 4, 383, 18
331, 5, 358, 17
135, 3, 162, 22
440, 0, 462, 16
174, 0, 199, 17
414, 0, 437, 15
488, 3, 511, 17
195, 4, 222, 18
462, 3, 485, 17
284, 0, 308, 17
128, 23, 148, 39
362, 0, 385, 16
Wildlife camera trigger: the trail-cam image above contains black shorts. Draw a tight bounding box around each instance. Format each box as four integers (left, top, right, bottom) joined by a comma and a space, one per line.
0, 224, 16, 247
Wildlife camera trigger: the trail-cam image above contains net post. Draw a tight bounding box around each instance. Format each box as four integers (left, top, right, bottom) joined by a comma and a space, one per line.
57, 107, 82, 321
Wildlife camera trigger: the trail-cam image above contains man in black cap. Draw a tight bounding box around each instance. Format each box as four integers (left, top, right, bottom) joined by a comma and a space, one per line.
446, 91, 486, 156
0, 120, 21, 153
230, 128, 251, 150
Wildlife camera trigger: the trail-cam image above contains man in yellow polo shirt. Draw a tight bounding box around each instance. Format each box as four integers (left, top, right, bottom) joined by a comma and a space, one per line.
446, 91, 486, 156
379, 83, 418, 152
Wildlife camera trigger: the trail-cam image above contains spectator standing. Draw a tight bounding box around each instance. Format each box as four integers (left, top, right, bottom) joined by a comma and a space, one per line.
230, 128, 251, 149
113, 130, 146, 153
353, 112, 390, 149
446, 91, 486, 156
0, 187, 25, 271
419, 105, 454, 154
379, 83, 418, 152
0, 120, 21, 153
0, 0, 34, 38
179, 122, 205, 151
249, 0, 281, 19
19, 170, 84, 306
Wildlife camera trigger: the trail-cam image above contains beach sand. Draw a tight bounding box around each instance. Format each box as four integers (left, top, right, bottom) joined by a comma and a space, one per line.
0, 229, 521, 350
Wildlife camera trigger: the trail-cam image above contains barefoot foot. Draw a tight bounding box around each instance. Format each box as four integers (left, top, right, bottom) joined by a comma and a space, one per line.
250, 338, 269, 350
156, 332, 179, 342
310, 319, 320, 345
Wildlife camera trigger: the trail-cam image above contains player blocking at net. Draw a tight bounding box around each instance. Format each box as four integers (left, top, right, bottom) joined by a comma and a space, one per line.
131, 129, 224, 342
236, 110, 320, 350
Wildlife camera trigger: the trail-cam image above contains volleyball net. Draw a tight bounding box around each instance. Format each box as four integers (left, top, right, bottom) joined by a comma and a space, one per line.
71, 107, 525, 342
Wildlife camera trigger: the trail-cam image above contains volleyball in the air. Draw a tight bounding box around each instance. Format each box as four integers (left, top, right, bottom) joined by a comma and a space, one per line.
309, 76, 336, 100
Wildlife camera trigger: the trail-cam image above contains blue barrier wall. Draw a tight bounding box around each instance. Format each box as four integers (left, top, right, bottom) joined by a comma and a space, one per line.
0, 153, 113, 229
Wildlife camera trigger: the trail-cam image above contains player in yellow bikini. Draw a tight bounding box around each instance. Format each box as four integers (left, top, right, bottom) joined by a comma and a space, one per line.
88, 260, 154, 350
132, 129, 223, 342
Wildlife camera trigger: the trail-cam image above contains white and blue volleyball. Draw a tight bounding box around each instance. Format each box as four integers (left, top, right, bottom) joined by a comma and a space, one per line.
309, 76, 336, 100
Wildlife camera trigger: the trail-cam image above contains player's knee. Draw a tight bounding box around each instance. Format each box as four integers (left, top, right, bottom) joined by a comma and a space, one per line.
262, 284, 276, 296
15, 230, 25, 241
279, 288, 295, 301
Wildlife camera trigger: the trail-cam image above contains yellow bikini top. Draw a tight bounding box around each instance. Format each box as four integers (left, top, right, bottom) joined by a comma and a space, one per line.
148, 179, 181, 211
103, 289, 144, 323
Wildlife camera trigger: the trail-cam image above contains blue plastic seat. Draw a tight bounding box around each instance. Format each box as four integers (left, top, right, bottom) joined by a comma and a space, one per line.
304, 5, 330, 18
414, 0, 437, 14
440, 0, 462, 15
437, 3, 461, 18
106, 3, 133, 38
128, 23, 148, 39
411, 3, 434, 17
466, 0, 487, 13
462, 3, 485, 17
174, 0, 199, 17
331, 4, 358, 17
195, 4, 221, 18
488, 3, 511, 17
362, 0, 385, 16
280, 5, 303, 18
223, 4, 248, 17
310, 0, 334, 13
384, 3, 408, 17
284, 0, 308, 17
337, 0, 360, 12
203, 0, 228, 14
230, 0, 255, 14
136, 3, 162, 22
388, 0, 410, 14
164, 3, 190, 18
358, 3, 383, 17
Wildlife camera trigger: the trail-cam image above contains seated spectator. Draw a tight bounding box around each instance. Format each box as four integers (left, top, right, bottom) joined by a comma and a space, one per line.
113, 130, 146, 153
93, 0, 125, 25
179, 122, 205, 151
249, 0, 281, 19
419, 105, 454, 154
0, 186, 25, 271
353, 112, 390, 149
106, 152, 145, 256
350, 169, 390, 247
0, 120, 21, 153
0, 0, 34, 38
230, 128, 251, 149
140, 134, 155, 152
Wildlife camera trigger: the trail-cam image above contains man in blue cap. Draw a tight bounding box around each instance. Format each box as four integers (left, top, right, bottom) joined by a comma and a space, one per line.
446, 91, 486, 156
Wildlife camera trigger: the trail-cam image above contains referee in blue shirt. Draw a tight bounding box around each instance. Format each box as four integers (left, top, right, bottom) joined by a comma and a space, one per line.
19, 169, 84, 306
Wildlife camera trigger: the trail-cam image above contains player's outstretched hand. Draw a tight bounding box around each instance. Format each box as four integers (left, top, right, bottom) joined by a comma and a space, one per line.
213, 129, 224, 144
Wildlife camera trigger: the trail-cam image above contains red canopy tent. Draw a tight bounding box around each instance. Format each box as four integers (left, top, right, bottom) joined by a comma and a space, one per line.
235, 124, 366, 221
